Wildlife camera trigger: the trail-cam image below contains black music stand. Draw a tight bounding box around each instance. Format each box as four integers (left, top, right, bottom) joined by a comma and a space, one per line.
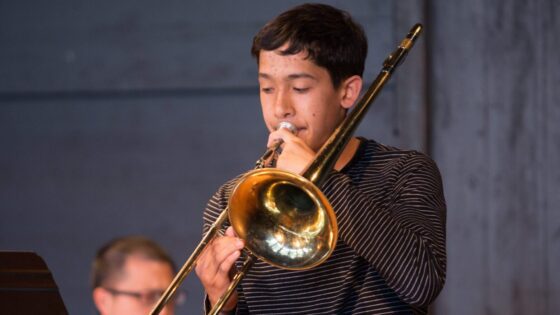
0, 251, 68, 315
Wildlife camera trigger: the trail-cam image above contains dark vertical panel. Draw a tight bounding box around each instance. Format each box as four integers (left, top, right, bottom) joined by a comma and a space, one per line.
483, 1, 549, 313
431, 0, 559, 314
392, 0, 428, 152
543, 0, 560, 311
429, 1, 489, 314
351, 0, 429, 152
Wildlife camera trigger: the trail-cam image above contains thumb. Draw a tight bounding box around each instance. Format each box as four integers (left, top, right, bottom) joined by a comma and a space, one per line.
225, 226, 239, 238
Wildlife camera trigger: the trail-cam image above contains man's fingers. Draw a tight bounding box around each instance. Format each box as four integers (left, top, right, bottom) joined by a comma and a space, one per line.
211, 236, 243, 262
220, 250, 241, 273
225, 226, 241, 239
267, 128, 296, 148
195, 233, 243, 279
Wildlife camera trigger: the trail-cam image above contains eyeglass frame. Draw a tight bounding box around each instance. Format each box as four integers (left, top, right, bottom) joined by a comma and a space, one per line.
102, 287, 186, 307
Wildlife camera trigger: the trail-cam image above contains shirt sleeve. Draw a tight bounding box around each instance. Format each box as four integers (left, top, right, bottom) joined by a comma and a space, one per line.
202, 175, 242, 233
203, 295, 238, 315
321, 152, 447, 307
201, 179, 247, 314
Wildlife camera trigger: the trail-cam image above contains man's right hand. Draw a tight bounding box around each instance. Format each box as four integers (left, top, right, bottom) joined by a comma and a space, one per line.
195, 226, 244, 312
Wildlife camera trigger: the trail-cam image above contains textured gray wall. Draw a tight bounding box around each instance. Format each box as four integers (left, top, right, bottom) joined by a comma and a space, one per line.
0, 1, 425, 314
430, 0, 560, 314
1, 0, 557, 314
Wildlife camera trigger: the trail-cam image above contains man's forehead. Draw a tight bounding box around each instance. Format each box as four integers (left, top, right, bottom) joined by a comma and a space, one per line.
258, 51, 325, 80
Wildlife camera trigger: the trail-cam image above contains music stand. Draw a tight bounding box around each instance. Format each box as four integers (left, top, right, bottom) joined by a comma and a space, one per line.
0, 251, 68, 315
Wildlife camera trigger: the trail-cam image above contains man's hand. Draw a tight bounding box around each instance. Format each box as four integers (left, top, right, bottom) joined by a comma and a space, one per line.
267, 128, 315, 174
195, 226, 244, 311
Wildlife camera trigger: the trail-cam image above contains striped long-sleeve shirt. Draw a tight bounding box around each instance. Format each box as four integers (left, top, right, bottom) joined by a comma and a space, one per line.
203, 138, 446, 314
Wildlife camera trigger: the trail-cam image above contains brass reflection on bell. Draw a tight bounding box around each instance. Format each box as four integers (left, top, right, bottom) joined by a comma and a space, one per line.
229, 169, 337, 270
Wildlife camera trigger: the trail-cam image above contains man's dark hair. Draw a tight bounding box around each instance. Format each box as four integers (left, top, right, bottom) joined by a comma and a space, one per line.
251, 3, 368, 88
91, 236, 176, 289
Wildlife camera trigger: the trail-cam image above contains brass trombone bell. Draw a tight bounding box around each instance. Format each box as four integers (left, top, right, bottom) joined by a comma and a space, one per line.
228, 168, 337, 269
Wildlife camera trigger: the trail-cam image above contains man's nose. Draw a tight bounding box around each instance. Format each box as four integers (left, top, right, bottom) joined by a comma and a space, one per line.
274, 91, 295, 118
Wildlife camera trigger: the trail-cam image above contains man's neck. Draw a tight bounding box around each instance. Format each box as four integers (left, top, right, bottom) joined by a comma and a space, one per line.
334, 137, 361, 171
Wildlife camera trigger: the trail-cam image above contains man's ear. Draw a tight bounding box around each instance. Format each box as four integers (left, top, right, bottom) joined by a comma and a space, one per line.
93, 287, 111, 315
340, 75, 363, 109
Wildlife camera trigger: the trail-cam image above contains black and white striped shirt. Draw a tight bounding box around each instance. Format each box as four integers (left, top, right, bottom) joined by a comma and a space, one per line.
203, 138, 446, 314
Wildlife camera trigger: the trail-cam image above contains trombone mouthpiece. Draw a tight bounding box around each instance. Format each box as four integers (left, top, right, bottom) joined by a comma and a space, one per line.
278, 122, 297, 134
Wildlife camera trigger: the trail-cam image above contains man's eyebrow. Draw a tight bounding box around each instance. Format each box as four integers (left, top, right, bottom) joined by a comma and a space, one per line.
287, 73, 317, 81
258, 72, 318, 81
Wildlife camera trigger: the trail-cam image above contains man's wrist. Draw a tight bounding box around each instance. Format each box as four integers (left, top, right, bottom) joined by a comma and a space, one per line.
205, 294, 236, 315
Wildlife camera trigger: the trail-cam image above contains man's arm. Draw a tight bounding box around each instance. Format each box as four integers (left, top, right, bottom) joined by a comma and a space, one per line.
322, 152, 447, 307
197, 182, 245, 314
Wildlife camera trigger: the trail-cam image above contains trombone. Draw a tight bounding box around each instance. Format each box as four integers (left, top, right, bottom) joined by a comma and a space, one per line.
150, 23, 423, 315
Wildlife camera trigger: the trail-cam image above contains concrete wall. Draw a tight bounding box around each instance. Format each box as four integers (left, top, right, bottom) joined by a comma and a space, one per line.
1, 0, 557, 314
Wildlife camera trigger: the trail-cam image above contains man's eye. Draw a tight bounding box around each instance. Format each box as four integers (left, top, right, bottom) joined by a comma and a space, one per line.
261, 87, 274, 94
293, 87, 310, 93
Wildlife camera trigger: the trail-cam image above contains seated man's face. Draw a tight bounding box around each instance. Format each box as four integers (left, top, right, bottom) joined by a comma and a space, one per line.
93, 255, 175, 315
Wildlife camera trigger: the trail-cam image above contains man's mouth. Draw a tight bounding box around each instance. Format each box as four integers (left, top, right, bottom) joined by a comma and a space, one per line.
277, 122, 298, 134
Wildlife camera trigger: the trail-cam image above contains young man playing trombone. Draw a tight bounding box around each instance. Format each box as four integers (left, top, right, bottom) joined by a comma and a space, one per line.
195, 3, 446, 314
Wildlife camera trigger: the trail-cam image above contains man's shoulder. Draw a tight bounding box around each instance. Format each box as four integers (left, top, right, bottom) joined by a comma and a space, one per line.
357, 138, 438, 169
213, 173, 247, 198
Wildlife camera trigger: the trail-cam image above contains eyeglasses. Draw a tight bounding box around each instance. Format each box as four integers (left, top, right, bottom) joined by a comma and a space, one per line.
103, 287, 186, 307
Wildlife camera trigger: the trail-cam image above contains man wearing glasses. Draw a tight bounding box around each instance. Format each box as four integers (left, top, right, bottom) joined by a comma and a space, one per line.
91, 236, 184, 315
